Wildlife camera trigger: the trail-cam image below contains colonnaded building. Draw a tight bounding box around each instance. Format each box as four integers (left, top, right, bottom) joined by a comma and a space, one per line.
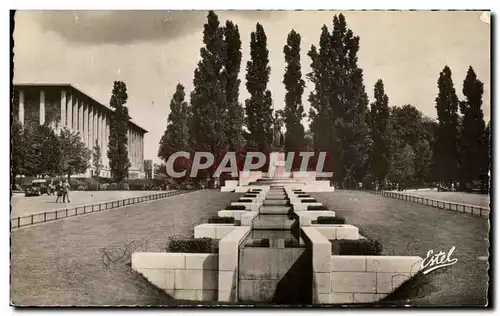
12, 83, 147, 179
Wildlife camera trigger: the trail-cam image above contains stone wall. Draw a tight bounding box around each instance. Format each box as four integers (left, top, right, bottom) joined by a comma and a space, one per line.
131, 252, 219, 301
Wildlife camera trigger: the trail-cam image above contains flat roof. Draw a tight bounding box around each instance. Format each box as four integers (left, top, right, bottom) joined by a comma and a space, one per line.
13, 83, 147, 133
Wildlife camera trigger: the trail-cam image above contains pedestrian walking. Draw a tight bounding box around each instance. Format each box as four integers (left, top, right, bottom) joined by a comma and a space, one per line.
55, 180, 63, 203
62, 180, 71, 203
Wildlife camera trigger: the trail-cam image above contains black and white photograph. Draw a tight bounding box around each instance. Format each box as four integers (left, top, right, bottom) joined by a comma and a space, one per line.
9, 9, 491, 307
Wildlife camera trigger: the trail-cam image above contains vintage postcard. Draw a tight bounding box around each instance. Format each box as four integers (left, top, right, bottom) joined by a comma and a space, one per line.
10, 10, 490, 307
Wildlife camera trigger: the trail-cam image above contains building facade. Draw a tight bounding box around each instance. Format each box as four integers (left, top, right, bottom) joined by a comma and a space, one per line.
12, 84, 147, 179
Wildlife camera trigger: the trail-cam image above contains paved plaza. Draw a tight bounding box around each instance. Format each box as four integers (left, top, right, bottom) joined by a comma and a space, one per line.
10, 190, 173, 218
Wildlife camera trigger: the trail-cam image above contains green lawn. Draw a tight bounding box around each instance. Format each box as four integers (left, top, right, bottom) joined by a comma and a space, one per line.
10, 190, 240, 306
313, 190, 489, 306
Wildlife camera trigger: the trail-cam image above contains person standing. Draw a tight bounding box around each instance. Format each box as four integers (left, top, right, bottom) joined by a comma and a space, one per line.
55, 180, 63, 203
62, 180, 71, 203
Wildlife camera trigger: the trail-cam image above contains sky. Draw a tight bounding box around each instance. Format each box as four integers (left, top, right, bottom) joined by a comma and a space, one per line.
13, 10, 490, 164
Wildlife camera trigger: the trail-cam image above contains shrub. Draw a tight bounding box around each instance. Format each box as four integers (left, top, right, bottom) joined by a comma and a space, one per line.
100, 183, 109, 191
297, 194, 310, 198
77, 185, 87, 191
109, 183, 118, 190
225, 205, 246, 210
317, 216, 345, 224
118, 182, 130, 190
331, 238, 383, 255
239, 199, 253, 202
307, 205, 329, 210
301, 198, 317, 203
166, 237, 219, 253
208, 216, 235, 224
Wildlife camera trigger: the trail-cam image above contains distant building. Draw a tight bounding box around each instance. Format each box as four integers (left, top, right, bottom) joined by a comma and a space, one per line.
144, 160, 153, 179
12, 83, 147, 179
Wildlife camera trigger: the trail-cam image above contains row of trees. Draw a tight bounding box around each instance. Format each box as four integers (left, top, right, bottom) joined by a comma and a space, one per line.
158, 11, 490, 189
12, 80, 135, 186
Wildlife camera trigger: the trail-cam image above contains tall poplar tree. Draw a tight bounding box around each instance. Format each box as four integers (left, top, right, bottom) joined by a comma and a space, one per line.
108, 81, 131, 182
283, 29, 305, 153
459, 66, 486, 185
433, 66, 460, 183
369, 79, 391, 184
245, 23, 274, 151
308, 14, 372, 187
158, 83, 190, 161
223, 21, 244, 152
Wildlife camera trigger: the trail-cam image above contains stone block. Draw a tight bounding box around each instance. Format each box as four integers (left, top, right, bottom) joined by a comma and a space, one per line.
314, 226, 337, 239
218, 227, 250, 271
218, 270, 238, 292
330, 255, 366, 272
330, 292, 354, 304
171, 289, 198, 300
138, 268, 175, 290
218, 290, 236, 302
216, 225, 237, 239
175, 269, 218, 290
376, 272, 411, 294
218, 210, 235, 218
185, 253, 218, 270
335, 225, 359, 240
302, 227, 331, 273
330, 272, 377, 293
313, 272, 331, 294
353, 293, 386, 303
365, 256, 422, 274
241, 211, 258, 226
132, 252, 185, 270
194, 224, 216, 239
315, 293, 331, 304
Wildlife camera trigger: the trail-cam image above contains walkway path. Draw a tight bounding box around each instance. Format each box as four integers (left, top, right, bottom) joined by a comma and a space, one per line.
10, 191, 171, 218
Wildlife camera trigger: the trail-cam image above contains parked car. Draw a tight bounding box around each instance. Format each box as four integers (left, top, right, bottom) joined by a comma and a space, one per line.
25, 179, 52, 197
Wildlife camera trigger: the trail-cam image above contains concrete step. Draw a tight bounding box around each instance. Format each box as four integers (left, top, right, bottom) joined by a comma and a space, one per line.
259, 206, 291, 215
252, 217, 295, 230
263, 200, 289, 206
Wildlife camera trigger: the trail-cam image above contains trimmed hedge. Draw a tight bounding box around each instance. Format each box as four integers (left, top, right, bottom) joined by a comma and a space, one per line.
307, 205, 329, 210
316, 216, 345, 224
301, 198, 317, 203
225, 205, 246, 210
166, 237, 219, 253
331, 238, 383, 255
207, 216, 235, 224
284, 238, 301, 248
297, 194, 310, 198
238, 199, 253, 202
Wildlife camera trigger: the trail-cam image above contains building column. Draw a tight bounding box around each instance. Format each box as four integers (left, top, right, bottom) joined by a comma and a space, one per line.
78, 100, 84, 138
93, 108, 98, 150
72, 96, 78, 131
60, 90, 66, 128
88, 105, 94, 151
82, 103, 88, 145
68, 93, 74, 130
39, 90, 45, 125
18, 90, 25, 125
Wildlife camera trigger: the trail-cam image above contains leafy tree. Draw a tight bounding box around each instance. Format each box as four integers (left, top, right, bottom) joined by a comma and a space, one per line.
433, 66, 460, 183
108, 81, 131, 182
159, 84, 190, 160
388, 143, 415, 184
481, 122, 491, 189
58, 128, 91, 180
11, 119, 24, 189
93, 139, 103, 188
459, 66, 487, 185
307, 14, 372, 187
223, 21, 245, 152
245, 23, 274, 152
283, 29, 305, 152
368, 79, 391, 184
190, 11, 226, 154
